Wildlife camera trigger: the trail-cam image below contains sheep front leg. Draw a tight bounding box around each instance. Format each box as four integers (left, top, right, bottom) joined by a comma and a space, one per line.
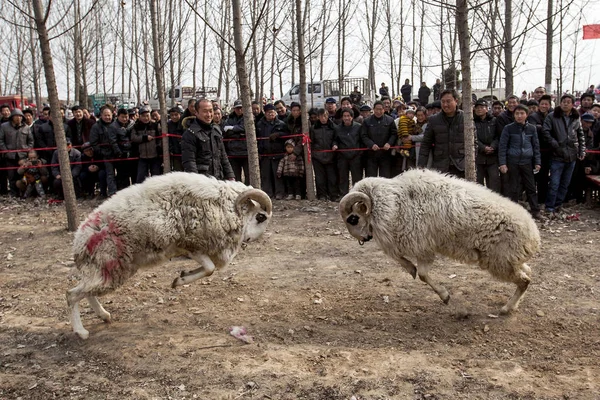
416, 258, 450, 304
500, 263, 531, 314
66, 287, 89, 340
171, 253, 216, 288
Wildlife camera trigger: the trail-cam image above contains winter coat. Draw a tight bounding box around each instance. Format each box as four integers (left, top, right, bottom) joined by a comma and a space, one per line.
36, 121, 71, 161
474, 113, 499, 165
542, 107, 585, 162
333, 122, 363, 160
418, 110, 466, 172
400, 84, 412, 102
379, 86, 390, 98
180, 118, 234, 180
310, 120, 336, 164
90, 119, 121, 159
256, 117, 286, 158
67, 117, 95, 146
167, 119, 185, 156
277, 153, 305, 178
498, 121, 541, 166
433, 83, 442, 101
110, 119, 134, 156
527, 111, 551, 150
495, 109, 513, 138
131, 120, 161, 159
223, 112, 248, 156
51, 148, 82, 178
360, 114, 397, 157
418, 86, 431, 105
0, 121, 34, 160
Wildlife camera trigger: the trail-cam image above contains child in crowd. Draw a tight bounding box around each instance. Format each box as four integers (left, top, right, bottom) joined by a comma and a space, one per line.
277, 139, 305, 200
16, 150, 48, 199
397, 107, 416, 157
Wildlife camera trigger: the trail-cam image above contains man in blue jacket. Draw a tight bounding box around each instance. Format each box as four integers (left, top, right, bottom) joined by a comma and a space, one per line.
498, 104, 541, 219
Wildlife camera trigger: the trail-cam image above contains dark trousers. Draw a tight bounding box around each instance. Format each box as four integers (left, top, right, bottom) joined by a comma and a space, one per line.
536, 152, 552, 204
476, 163, 501, 192
365, 153, 392, 178
338, 156, 363, 197
312, 159, 338, 200
567, 159, 587, 204
53, 176, 82, 199
136, 157, 161, 184
3, 159, 20, 196
506, 163, 539, 213
0, 159, 8, 195
171, 156, 183, 172
546, 160, 576, 211
448, 165, 465, 179
230, 157, 249, 185
116, 159, 137, 190
260, 157, 284, 198
80, 169, 107, 196
283, 176, 302, 196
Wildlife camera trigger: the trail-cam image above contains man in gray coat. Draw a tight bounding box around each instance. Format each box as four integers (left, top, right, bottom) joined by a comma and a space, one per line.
0, 108, 34, 196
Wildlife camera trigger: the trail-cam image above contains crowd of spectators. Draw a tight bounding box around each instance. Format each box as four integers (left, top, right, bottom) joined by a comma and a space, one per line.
0, 83, 599, 219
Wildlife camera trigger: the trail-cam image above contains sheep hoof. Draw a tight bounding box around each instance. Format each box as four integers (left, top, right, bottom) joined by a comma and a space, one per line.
443, 294, 451, 305
102, 315, 112, 324
500, 306, 510, 315
180, 270, 188, 278
410, 268, 417, 279
171, 277, 182, 288
75, 329, 90, 340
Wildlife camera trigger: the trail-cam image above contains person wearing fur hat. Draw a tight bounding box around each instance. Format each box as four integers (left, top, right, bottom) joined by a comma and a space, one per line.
277, 139, 305, 200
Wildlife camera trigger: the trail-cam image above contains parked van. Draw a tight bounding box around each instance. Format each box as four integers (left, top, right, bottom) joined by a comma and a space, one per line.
281, 77, 371, 108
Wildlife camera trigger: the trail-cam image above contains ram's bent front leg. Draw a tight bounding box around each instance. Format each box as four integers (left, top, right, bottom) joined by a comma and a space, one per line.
172, 253, 216, 288
416, 257, 450, 304
398, 257, 417, 279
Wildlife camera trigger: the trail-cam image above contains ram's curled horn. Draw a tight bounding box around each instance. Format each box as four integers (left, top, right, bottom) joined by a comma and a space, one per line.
235, 189, 273, 216
339, 192, 372, 218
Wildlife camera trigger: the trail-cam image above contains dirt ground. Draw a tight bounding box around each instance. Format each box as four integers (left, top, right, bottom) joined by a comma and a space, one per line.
0, 196, 599, 400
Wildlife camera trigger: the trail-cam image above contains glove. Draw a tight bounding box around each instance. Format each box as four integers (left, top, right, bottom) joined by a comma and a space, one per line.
223, 126, 234, 132
269, 133, 279, 141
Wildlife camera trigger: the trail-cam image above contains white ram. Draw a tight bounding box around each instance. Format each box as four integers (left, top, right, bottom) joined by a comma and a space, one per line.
67, 172, 272, 339
339, 169, 540, 314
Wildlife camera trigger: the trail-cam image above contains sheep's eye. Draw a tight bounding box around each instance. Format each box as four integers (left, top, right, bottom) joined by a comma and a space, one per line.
256, 213, 267, 223
346, 215, 359, 226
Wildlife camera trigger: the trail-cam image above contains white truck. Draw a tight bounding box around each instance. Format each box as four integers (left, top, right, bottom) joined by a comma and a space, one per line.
149, 85, 218, 110
281, 77, 371, 108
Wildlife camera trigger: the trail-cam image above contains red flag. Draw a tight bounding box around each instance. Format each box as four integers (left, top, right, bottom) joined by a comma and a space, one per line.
583, 24, 600, 40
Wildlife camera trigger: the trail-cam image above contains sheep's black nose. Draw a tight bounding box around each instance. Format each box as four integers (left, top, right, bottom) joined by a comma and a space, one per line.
346, 215, 359, 225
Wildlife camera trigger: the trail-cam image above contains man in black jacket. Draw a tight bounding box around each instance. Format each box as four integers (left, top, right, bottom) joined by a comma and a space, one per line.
498, 105, 541, 218
418, 89, 466, 177
527, 94, 553, 203
256, 104, 286, 198
223, 100, 249, 184
418, 82, 431, 106
360, 101, 396, 178
167, 107, 185, 171
542, 94, 586, 213
333, 108, 363, 198
474, 99, 500, 192
67, 105, 95, 146
181, 99, 234, 180
90, 106, 122, 196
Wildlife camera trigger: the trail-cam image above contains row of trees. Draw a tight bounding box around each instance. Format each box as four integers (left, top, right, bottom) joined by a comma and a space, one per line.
0, 0, 588, 110
0, 0, 588, 230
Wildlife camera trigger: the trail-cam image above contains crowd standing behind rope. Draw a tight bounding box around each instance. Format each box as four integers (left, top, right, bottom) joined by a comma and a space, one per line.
1, 82, 599, 218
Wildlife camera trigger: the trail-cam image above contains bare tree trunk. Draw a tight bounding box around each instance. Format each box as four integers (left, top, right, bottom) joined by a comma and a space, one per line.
398, 1, 405, 93
418, 1, 424, 85
487, 0, 497, 88
168, 0, 176, 106
201, 0, 208, 89
27, 1, 42, 112
295, 0, 316, 200
456, 0, 475, 182
319, 0, 327, 81
384, 0, 395, 98
231, 0, 260, 186
121, 1, 125, 96
32, 0, 78, 231
291, 0, 296, 86
365, 0, 378, 97
545, 0, 553, 93
571, 8, 582, 94
73, 0, 81, 104
149, 0, 170, 173
338, 0, 347, 95
411, 0, 415, 90
439, 1, 445, 88
504, 0, 513, 97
